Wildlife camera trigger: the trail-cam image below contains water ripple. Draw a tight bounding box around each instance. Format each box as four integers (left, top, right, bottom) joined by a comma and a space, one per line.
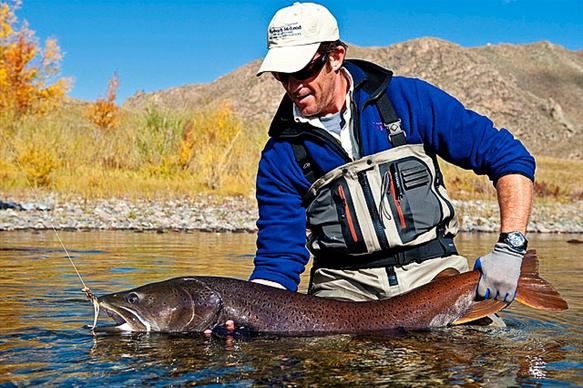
0, 231, 581, 386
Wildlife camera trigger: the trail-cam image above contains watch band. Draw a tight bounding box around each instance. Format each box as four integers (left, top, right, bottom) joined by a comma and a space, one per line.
499, 231, 528, 251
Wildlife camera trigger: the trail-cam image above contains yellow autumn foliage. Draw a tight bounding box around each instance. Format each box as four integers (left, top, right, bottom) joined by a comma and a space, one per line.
0, 0, 69, 116
87, 73, 119, 131
16, 142, 60, 187
179, 104, 247, 189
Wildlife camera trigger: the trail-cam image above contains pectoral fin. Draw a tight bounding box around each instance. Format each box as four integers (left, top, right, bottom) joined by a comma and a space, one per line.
453, 299, 507, 325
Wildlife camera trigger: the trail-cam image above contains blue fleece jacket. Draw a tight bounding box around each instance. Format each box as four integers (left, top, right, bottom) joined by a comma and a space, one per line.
249, 60, 535, 292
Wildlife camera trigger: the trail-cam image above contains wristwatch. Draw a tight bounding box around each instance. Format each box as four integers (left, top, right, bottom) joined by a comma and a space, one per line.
499, 231, 528, 252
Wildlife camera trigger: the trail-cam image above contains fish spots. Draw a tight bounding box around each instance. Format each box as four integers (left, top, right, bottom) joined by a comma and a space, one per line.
99, 274, 489, 334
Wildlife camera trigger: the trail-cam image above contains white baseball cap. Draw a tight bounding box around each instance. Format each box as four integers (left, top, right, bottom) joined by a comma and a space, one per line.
257, 2, 339, 76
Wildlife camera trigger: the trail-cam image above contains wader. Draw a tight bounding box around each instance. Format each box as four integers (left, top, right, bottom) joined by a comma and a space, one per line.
288, 85, 455, 293
288, 65, 504, 326
304, 139, 465, 295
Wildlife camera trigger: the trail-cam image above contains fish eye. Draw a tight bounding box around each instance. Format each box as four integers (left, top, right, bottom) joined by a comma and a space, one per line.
127, 293, 139, 304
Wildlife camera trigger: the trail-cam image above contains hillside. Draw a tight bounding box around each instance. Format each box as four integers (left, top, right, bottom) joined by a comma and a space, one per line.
124, 38, 583, 159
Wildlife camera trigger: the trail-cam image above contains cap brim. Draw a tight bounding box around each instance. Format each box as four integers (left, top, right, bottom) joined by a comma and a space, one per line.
256, 43, 320, 76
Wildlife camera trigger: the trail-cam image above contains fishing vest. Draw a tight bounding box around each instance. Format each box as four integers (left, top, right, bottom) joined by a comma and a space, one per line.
292, 86, 459, 271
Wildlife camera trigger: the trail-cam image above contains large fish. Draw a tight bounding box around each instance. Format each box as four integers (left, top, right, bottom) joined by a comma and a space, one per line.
94, 251, 568, 334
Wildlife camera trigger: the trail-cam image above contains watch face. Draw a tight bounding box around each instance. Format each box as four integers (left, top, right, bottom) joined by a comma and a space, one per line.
507, 232, 526, 248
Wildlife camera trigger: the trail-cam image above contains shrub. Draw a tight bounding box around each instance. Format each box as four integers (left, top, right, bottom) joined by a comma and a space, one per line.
181, 104, 252, 189
86, 73, 119, 131
0, 0, 69, 115
16, 142, 60, 187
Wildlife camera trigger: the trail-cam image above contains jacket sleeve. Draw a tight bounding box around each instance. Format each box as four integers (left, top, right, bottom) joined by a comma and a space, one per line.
249, 139, 311, 292
404, 78, 536, 182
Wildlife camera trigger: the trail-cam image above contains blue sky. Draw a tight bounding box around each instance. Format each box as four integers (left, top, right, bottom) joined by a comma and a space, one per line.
19, 0, 583, 103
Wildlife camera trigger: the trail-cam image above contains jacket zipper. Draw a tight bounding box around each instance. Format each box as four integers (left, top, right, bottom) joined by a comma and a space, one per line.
311, 128, 352, 162
285, 127, 352, 164
357, 171, 390, 251
351, 99, 362, 157
338, 185, 358, 242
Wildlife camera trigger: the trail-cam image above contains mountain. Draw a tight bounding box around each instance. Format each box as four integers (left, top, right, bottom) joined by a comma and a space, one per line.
124, 38, 583, 159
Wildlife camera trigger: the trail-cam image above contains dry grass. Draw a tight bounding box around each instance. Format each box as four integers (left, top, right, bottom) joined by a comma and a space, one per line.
440, 156, 583, 203
0, 103, 268, 198
1, 105, 581, 203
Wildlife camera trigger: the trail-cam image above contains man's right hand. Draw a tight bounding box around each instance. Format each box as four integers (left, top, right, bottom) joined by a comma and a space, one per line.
203, 279, 285, 336
204, 320, 235, 336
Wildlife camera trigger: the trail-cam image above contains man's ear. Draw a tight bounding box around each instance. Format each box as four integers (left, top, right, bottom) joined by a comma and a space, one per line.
329, 46, 346, 72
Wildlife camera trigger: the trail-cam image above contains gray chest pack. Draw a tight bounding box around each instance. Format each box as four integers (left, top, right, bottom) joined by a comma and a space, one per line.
292, 91, 459, 271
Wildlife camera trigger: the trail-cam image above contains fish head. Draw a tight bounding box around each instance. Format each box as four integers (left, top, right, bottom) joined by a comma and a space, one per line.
95, 277, 223, 333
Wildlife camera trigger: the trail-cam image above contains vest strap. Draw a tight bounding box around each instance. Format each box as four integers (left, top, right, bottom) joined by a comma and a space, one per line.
377, 92, 406, 147
291, 142, 316, 185
312, 229, 457, 271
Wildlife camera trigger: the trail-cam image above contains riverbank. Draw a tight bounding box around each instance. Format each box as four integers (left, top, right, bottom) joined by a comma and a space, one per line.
1, 194, 582, 233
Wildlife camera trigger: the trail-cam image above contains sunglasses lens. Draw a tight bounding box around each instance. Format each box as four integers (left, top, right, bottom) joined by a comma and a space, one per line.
293, 65, 315, 80
273, 72, 287, 82
273, 52, 328, 83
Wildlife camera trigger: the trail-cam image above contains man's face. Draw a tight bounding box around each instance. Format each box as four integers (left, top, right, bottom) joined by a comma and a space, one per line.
273, 50, 344, 117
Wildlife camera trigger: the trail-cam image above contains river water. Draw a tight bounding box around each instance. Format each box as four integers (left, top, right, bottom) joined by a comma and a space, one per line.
0, 231, 581, 386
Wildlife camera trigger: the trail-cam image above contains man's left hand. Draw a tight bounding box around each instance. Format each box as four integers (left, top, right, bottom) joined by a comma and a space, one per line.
474, 242, 524, 302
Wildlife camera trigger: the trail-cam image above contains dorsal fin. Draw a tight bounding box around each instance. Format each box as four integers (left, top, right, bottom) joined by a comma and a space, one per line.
432, 267, 460, 281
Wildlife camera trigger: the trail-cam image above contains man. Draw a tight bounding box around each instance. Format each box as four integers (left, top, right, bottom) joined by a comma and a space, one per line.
250, 2, 534, 311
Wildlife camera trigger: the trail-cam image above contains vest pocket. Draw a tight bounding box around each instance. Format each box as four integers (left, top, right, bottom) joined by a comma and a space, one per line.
306, 179, 367, 255
379, 158, 443, 243
305, 145, 457, 257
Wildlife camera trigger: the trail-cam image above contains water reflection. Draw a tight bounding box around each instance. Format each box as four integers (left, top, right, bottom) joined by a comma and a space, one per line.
0, 230, 581, 385
83, 327, 572, 386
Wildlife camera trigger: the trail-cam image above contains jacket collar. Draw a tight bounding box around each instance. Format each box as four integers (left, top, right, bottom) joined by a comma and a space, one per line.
268, 59, 393, 138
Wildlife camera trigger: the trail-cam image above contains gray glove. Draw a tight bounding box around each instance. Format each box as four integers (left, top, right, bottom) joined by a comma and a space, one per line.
473, 242, 524, 302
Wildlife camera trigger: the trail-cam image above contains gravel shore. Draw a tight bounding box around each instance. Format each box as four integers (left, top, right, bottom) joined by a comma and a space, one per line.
1, 194, 582, 233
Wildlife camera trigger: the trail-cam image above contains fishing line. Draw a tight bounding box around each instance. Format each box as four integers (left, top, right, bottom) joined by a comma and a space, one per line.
0, 132, 97, 310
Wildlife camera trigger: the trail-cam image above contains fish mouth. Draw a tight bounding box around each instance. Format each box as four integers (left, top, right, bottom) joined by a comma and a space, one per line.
93, 301, 151, 333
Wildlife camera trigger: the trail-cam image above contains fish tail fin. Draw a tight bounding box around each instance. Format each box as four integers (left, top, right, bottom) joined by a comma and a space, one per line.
515, 250, 568, 311
454, 249, 567, 325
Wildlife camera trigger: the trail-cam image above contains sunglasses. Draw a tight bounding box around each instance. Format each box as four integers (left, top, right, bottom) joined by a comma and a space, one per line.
273, 52, 329, 83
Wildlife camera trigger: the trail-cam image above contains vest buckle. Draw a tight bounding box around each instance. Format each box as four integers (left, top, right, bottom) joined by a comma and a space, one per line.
384, 119, 403, 133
